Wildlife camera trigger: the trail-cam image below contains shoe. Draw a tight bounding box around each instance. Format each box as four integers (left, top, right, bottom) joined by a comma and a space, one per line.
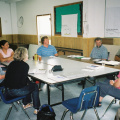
39, 88, 42, 91
23, 103, 33, 109
34, 109, 39, 115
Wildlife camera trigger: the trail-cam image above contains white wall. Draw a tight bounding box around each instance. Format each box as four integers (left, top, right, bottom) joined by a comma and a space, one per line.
0, 1, 12, 34
16, 0, 106, 38
87, 0, 105, 37
10, 3, 18, 34
0, 0, 106, 37
16, 0, 86, 35
0, 1, 17, 34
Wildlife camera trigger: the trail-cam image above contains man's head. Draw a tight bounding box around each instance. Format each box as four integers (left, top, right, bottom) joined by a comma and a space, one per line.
41, 36, 49, 45
94, 37, 102, 47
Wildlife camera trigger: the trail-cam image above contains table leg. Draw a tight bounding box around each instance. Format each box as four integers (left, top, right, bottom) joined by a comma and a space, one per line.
62, 84, 64, 101
82, 80, 86, 89
47, 84, 50, 105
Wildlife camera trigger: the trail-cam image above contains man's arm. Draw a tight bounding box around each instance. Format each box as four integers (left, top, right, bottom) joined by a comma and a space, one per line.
54, 53, 58, 56
115, 49, 120, 61
115, 55, 120, 61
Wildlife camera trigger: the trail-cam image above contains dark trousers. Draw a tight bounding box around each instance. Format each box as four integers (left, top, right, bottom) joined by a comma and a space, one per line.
96, 79, 120, 99
6, 83, 40, 109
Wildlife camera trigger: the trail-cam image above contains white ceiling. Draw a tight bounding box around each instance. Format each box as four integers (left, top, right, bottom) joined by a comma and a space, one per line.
0, 0, 24, 3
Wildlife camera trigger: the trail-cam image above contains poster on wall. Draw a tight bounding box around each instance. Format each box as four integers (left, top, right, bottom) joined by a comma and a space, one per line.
61, 14, 77, 37
105, 7, 120, 37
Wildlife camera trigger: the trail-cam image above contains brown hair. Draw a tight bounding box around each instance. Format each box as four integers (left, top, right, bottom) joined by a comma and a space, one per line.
41, 36, 48, 44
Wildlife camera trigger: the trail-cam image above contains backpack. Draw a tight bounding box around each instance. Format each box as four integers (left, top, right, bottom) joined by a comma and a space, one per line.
37, 104, 56, 120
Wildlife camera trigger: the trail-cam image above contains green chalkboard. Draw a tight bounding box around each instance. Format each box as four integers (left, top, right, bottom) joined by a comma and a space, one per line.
54, 2, 83, 35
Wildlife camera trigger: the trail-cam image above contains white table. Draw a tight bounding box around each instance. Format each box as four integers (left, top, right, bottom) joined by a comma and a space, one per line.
1, 56, 119, 106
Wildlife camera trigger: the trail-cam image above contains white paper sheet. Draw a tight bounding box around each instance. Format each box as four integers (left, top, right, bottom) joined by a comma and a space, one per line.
67, 55, 84, 58
81, 57, 91, 60
96, 61, 120, 66
61, 14, 77, 37
28, 69, 46, 74
48, 75, 68, 81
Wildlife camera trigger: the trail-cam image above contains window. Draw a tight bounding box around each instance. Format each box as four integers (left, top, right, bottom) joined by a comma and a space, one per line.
37, 14, 51, 44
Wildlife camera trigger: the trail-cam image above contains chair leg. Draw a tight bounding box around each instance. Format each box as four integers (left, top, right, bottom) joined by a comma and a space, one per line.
80, 110, 87, 120
19, 101, 31, 120
70, 112, 74, 120
61, 109, 69, 120
12, 103, 18, 111
94, 108, 100, 120
5, 105, 13, 120
102, 98, 115, 118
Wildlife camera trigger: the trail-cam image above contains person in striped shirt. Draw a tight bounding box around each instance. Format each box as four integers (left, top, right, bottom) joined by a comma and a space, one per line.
37, 36, 58, 57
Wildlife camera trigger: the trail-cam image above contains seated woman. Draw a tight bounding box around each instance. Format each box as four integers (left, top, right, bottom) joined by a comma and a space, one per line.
37, 36, 58, 57
0, 67, 5, 83
96, 78, 120, 106
0, 40, 14, 62
0, 47, 41, 114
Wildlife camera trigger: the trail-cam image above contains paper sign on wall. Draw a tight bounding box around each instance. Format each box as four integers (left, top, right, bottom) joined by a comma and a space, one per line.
61, 14, 77, 37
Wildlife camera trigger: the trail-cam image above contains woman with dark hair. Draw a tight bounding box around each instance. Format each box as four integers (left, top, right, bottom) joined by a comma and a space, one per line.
0, 40, 14, 62
0, 47, 41, 114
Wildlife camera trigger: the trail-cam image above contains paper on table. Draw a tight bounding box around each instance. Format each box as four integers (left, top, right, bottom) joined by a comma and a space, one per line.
48, 75, 68, 81
93, 59, 101, 62
28, 69, 46, 74
96, 61, 120, 66
82, 69, 94, 72
67, 55, 84, 58
63, 73, 85, 79
86, 65, 104, 70
81, 57, 91, 60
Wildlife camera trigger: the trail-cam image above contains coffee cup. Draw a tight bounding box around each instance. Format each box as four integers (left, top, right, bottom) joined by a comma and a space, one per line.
38, 56, 42, 61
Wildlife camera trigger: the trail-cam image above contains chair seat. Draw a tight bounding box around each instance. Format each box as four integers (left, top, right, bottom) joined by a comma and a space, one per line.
0, 87, 30, 120
62, 97, 79, 113
3, 93, 26, 104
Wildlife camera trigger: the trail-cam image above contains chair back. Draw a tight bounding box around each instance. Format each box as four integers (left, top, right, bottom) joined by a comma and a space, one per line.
0, 87, 7, 103
77, 86, 99, 111
28, 44, 41, 58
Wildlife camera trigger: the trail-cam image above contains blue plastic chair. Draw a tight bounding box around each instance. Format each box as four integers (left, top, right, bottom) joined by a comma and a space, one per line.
61, 86, 100, 120
0, 87, 31, 120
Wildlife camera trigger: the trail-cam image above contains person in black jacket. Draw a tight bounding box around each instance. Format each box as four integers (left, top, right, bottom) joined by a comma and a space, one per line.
0, 47, 40, 114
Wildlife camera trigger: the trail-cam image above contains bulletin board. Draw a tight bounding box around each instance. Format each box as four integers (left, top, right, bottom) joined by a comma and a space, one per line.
54, 2, 83, 36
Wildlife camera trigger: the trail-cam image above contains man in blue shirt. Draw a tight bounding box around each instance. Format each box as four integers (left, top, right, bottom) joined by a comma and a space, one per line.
90, 37, 108, 60
37, 36, 58, 57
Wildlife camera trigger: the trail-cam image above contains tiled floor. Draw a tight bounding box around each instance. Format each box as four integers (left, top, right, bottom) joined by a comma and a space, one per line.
0, 81, 119, 120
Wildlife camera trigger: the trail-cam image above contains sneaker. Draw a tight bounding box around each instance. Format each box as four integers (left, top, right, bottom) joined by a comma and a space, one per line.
23, 103, 33, 109
34, 109, 39, 115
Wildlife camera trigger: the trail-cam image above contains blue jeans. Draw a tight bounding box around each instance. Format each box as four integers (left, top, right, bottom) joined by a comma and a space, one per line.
6, 83, 40, 109
96, 79, 120, 99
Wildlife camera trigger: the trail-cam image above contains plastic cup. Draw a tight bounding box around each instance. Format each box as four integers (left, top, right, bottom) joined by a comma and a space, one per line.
38, 56, 42, 61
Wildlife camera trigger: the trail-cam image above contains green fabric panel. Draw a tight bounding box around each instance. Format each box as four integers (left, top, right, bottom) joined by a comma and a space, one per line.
55, 4, 82, 33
